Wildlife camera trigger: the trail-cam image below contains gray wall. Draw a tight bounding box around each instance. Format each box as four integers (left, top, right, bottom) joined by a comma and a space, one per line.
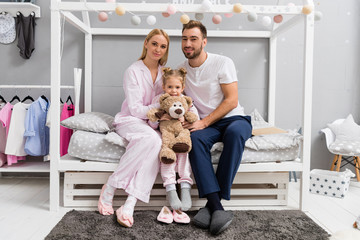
1, 0, 359, 171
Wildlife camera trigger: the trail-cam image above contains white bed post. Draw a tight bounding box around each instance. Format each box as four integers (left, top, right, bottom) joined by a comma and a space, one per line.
300, 10, 315, 211
268, 36, 277, 125
84, 33, 92, 113
80, 0, 92, 113
50, 0, 62, 212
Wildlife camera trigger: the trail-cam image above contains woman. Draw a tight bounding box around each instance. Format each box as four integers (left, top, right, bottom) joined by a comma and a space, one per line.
98, 29, 170, 228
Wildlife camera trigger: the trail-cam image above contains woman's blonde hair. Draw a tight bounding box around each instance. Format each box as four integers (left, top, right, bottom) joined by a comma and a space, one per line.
162, 67, 187, 87
139, 29, 170, 66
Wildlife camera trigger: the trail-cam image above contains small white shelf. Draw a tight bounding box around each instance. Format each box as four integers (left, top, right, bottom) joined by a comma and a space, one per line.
0, 2, 41, 17
0, 161, 49, 173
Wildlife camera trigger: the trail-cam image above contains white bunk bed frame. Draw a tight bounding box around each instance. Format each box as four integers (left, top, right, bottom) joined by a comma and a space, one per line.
50, 0, 314, 212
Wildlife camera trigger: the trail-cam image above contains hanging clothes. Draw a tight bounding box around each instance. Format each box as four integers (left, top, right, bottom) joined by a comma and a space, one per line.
16, 12, 36, 59
0, 102, 7, 167
0, 102, 6, 154
4, 102, 31, 157
0, 102, 26, 165
60, 103, 74, 156
45, 103, 64, 128
24, 97, 50, 156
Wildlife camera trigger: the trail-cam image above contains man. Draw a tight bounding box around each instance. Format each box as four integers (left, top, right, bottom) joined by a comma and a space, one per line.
179, 20, 252, 235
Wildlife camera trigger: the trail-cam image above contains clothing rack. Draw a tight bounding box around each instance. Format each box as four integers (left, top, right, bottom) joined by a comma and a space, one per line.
0, 68, 82, 173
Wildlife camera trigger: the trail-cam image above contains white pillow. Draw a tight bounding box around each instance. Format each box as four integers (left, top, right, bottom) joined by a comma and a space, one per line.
61, 112, 114, 133
327, 114, 360, 141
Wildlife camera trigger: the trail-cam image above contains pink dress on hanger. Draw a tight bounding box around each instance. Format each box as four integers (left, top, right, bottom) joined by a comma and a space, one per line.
0, 103, 26, 165
60, 103, 74, 156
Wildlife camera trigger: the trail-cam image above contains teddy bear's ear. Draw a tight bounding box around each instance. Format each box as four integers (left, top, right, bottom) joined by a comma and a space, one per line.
159, 93, 170, 103
183, 96, 193, 107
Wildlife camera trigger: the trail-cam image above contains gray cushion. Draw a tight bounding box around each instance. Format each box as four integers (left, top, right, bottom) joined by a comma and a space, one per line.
329, 139, 360, 156
61, 112, 114, 133
67, 130, 125, 163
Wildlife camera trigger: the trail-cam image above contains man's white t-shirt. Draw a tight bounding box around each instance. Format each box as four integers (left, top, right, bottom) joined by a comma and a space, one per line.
178, 52, 244, 119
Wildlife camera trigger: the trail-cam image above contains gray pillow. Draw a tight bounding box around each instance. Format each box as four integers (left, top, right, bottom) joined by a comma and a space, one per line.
67, 130, 125, 163
61, 112, 114, 133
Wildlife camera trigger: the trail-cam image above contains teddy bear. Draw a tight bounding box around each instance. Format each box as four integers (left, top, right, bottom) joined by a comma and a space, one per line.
147, 93, 198, 164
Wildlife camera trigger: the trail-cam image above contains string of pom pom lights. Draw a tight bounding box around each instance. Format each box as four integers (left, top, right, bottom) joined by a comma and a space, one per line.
96, 0, 322, 26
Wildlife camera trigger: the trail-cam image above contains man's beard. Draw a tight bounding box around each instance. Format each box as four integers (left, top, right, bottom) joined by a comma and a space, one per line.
182, 45, 203, 59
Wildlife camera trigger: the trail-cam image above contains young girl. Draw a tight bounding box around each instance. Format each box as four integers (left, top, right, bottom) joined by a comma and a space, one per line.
98, 29, 170, 228
149, 67, 199, 224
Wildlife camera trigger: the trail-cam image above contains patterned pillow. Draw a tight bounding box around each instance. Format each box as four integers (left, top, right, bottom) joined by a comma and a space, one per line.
104, 132, 128, 148
250, 108, 271, 129
327, 114, 360, 141
67, 130, 125, 163
61, 112, 114, 133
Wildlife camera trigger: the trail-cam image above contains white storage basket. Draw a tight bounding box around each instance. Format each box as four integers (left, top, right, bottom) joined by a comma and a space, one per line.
309, 169, 354, 198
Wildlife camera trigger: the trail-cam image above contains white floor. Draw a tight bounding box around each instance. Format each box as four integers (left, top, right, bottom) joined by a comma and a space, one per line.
1, 176, 360, 240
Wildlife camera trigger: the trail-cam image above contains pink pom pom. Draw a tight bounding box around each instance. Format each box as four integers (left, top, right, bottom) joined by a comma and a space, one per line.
212, 14, 222, 24
273, 15, 283, 23
167, 5, 177, 15
98, 12, 108, 22
224, 13, 233, 18
162, 12, 170, 18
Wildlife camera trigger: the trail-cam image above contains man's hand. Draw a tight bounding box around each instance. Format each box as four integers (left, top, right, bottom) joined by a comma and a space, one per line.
182, 119, 207, 132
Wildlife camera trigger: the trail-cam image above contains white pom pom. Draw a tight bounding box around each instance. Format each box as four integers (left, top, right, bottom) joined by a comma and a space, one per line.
314, 11, 323, 21
201, 0, 212, 11
131, 15, 141, 25
146, 15, 156, 25
247, 12, 257, 22
261, 16, 272, 26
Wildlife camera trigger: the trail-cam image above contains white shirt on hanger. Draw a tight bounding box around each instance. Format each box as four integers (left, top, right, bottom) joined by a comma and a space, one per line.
5, 102, 31, 156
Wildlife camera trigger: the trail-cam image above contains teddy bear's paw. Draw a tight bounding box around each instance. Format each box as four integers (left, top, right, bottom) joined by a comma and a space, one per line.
161, 157, 176, 164
172, 143, 190, 153
160, 148, 177, 164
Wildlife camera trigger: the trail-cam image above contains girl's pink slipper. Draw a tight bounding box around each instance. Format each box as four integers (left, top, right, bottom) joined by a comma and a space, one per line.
157, 206, 173, 224
173, 209, 190, 224
116, 206, 134, 228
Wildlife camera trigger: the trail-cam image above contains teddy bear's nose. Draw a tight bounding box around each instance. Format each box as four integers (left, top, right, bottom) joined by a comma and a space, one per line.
175, 109, 183, 114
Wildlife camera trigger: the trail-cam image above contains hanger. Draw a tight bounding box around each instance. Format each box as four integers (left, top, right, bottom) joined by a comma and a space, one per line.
41, 95, 48, 103
10, 95, 21, 104
66, 95, 73, 105
66, 95, 74, 110
0, 95, 6, 103
21, 95, 35, 103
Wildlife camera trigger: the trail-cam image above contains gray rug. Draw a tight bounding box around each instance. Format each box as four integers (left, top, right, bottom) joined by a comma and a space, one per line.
45, 210, 330, 240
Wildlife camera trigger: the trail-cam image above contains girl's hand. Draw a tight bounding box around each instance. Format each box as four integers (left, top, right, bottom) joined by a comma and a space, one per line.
178, 116, 185, 123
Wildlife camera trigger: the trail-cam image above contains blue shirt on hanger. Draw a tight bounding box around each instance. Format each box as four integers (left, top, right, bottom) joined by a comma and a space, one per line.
24, 97, 50, 156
